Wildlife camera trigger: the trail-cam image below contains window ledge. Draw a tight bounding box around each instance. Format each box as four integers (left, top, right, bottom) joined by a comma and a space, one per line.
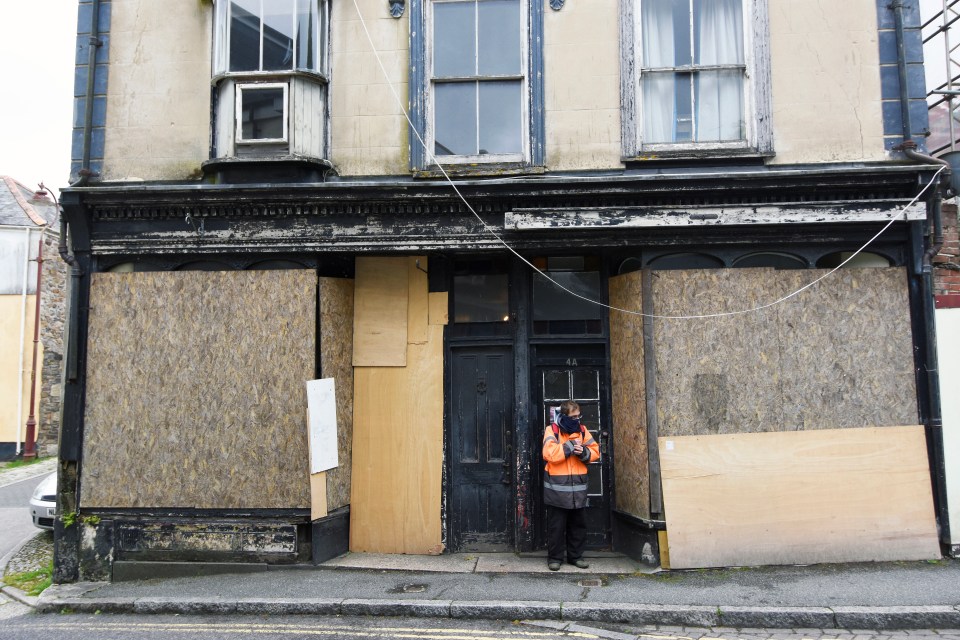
201, 155, 334, 184
623, 148, 775, 165
414, 163, 546, 179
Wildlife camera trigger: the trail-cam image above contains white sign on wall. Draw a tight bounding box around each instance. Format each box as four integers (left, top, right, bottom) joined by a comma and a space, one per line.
306, 378, 338, 474
935, 308, 960, 547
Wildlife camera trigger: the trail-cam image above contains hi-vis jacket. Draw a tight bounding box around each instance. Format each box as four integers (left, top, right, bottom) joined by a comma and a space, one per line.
542, 424, 601, 510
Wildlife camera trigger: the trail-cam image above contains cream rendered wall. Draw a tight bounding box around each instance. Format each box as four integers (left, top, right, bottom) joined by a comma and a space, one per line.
330, 0, 409, 176
768, 0, 886, 164
0, 295, 43, 447
544, 0, 623, 171
103, 0, 212, 181
936, 308, 960, 548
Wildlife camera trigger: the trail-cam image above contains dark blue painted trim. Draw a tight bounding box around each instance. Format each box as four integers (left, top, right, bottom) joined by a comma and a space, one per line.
529, 0, 545, 167
71, 0, 111, 182
409, 0, 427, 170
876, 0, 929, 151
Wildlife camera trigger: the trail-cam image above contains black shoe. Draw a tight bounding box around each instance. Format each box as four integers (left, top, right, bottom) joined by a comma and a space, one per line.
569, 559, 589, 569
548, 561, 561, 571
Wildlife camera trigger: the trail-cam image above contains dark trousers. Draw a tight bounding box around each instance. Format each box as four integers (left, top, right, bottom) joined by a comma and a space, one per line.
545, 505, 587, 563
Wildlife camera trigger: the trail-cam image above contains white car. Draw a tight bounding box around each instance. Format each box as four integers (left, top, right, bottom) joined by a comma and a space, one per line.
29, 472, 56, 530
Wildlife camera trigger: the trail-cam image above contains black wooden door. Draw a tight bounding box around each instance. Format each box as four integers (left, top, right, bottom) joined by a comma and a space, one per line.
450, 347, 515, 551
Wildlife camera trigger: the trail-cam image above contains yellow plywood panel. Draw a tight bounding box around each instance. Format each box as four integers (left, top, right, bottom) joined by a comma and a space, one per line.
311, 473, 328, 521
657, 530, 670, 570
350, 324, 444, 554
428, 292, 448, 325
658, 426, 940, 569
81, 270, 315, 509
408, 257, 429, 344
353, 257, 408, 367
608, 271, 649, 519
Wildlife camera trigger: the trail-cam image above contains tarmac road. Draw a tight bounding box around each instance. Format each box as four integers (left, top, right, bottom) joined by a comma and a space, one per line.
0, 474, 46, 568
0, 612, 958, 640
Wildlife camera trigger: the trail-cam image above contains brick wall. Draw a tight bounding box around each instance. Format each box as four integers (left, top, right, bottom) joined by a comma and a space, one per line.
935, 203, 960, 307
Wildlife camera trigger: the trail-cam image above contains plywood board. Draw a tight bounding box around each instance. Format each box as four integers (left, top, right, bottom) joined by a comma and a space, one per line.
652, 269, 783, 437
307, 378, 338, 474
81, 270, 314, 509
311, 472, 328, 521
658, 426, 940, 568
777, 268, 917, 430
428, 292, 448, 325
608, 270, 649, 519
350, 310, 444, 554
352, 257, 408, 367
319, 277, 354, 512
651, 268, 917, 437
408, 257, 429, 344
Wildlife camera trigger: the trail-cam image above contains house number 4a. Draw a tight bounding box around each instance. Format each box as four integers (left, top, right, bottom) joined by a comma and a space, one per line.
566, 359, 578, 366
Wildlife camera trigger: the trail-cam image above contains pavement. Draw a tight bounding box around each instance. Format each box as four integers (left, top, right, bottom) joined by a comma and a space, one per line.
1, 458, 959, 630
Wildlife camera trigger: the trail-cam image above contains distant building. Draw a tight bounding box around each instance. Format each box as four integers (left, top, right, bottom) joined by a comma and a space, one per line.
0, 176, 65, 459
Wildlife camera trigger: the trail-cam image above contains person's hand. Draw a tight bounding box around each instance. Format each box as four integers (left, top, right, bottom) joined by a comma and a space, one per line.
572, 442, 584, 455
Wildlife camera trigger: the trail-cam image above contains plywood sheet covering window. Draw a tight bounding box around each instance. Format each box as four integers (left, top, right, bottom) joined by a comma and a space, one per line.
350, 257, 444, 554
81, 270, 315, 509
352, 257, 408, 366
608, 270, 649, 519
658, 426, 940, 568
319, 278, 355, 512
652, 268, 916, 436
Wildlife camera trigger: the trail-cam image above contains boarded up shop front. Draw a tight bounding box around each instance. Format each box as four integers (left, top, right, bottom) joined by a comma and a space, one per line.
610, 267, 940, 568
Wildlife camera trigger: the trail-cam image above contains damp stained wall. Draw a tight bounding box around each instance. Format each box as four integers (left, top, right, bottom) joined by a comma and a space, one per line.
81, 270, 316, 509
768, 0, 886, 164
101, 0, 212, 182
95, 0, 893, 180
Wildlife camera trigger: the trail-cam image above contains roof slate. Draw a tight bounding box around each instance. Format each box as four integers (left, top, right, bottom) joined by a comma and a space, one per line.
0, 176, 58, 228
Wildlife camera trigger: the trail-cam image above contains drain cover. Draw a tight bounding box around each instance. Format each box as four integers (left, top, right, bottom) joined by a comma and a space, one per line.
578, 579, 603, 587
389, 583, 428, 594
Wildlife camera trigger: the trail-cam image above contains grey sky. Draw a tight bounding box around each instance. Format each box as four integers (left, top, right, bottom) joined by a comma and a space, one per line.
0, 1, 78, 197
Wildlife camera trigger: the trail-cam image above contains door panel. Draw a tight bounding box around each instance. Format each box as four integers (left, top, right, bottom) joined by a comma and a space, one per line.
451, 347, 515, 551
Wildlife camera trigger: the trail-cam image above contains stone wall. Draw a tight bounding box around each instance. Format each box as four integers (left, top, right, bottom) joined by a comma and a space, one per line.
38, 238, 67, 457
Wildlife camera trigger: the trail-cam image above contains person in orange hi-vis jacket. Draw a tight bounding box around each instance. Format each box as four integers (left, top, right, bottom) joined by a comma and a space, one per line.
541, 400, 601, 571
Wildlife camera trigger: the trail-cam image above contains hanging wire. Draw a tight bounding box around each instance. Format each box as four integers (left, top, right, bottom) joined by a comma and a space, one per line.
348, 0, 943, 320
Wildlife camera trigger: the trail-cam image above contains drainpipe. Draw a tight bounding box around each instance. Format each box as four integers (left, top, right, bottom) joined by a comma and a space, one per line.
23, 235, 44, 459
889, 0, 953, 546
76, 0, 102, 187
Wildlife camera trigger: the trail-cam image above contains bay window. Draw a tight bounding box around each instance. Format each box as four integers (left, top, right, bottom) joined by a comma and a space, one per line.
212, 0, 329, 158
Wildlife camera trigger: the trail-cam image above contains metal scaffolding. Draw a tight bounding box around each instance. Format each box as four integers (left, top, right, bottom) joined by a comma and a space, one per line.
923, 0, 960, 154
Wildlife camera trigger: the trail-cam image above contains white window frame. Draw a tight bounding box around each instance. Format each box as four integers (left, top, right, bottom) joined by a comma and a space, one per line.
425, 0, 531, 165
235, 82, 290, 144
621, 0, 772, 159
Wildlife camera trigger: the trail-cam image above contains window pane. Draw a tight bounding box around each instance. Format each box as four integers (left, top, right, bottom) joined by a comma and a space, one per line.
533, 271, 602, 321
641, 73, 674, 142
262, 0, 295, 70
641, 0, 690, 68
295, 0, 316, 70
478, 81, 522, 154
695, 69, 743, 141
543, 371, 569, 401
434, 1, 476, 77
230, 0, 261, 72
674, 71, 693, 141
478, 0, 521, 76
435, 82, 477, 155
694, 0, 743, 65
453, 274, 509, 323
241, 87, 285, 139
572, 370, 599, 400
